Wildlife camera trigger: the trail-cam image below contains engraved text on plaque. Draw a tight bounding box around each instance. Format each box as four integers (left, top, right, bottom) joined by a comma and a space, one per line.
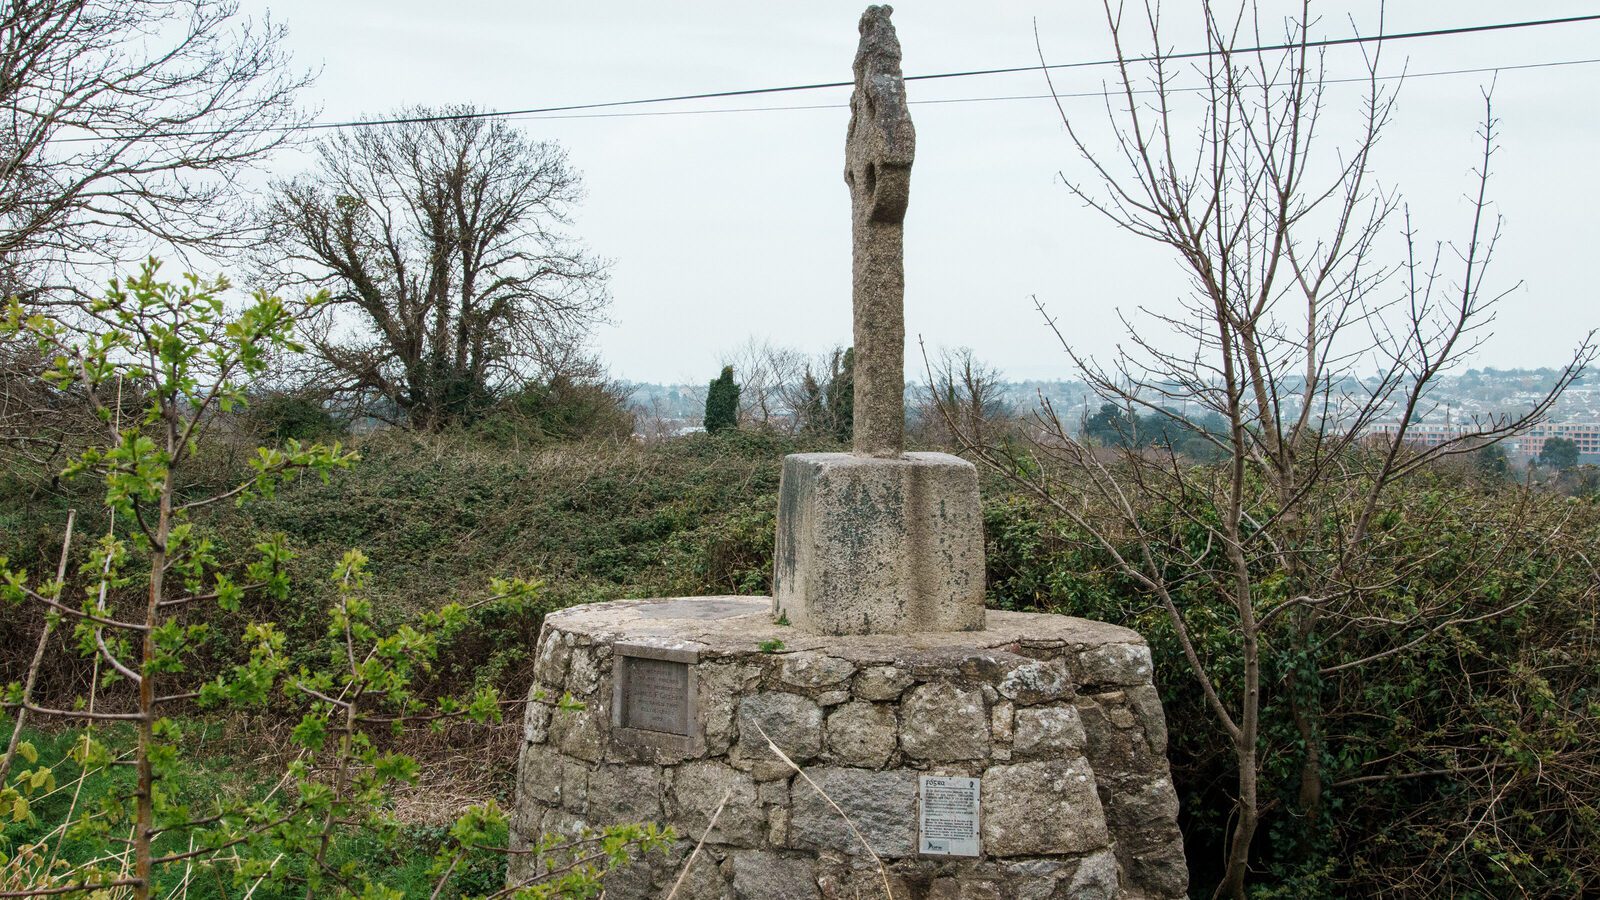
621, 655, 690, 735
919, 775, 981, 856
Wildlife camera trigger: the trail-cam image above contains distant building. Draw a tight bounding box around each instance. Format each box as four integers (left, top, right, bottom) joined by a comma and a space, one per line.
1510, 423, 1600, 458
1363, 422, 1466, 450
1363, 421, 1600, 459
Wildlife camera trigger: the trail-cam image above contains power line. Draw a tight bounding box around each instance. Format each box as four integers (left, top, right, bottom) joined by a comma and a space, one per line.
54, 11, 1600, 142
486, 56, 1600, 123
912, 11, 1600, 82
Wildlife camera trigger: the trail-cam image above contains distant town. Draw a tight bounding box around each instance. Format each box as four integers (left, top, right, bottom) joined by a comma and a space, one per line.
625, 366, 1598, 461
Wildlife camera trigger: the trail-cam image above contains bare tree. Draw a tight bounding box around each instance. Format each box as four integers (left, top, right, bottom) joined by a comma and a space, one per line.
714, 338, 868, 440
722, 337, 807, 431
935, 4, 1595, 896
0, 339, 105, 492
726, 337, 865, 436
915, 345, 1013, 448
0, 0, 310, 294
258, 107, 609, 429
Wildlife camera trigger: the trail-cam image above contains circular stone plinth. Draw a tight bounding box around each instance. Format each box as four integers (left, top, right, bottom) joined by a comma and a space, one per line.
510, 596, 1187, 899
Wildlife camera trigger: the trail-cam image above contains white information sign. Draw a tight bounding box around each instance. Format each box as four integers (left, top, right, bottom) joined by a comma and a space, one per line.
919, 775, 981, 856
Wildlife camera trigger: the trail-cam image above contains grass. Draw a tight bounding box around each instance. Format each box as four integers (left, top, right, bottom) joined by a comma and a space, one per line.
0, 717, 511, 898
2, 429, 813, 704
0, 427, 817, 898
0, 425, 1008, 898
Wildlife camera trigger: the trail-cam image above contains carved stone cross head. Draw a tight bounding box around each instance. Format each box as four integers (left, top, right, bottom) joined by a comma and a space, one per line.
845, 5, 916, 227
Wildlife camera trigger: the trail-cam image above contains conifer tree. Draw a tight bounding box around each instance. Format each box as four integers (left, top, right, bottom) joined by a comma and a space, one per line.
705, 365, 740, 433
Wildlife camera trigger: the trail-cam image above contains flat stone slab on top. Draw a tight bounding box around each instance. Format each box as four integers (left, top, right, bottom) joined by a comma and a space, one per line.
558, 594, 1145, 659
773, 451, 986, 635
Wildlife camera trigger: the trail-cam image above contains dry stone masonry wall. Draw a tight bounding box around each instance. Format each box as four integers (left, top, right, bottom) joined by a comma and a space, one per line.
510, 597, 1187, 899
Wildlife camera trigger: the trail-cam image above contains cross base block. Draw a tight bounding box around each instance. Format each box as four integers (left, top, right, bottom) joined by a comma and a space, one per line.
773, 452, 987, 635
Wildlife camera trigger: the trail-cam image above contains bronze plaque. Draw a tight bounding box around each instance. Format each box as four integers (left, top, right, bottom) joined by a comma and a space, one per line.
621, 655, 691, 735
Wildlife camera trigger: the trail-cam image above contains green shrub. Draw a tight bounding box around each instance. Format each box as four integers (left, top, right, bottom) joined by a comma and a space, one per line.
704, 365, 739, 433
0, 264, 667, 899
474, 376, 634, 447
246, 390, 341, 442
982, 469, 1600, 897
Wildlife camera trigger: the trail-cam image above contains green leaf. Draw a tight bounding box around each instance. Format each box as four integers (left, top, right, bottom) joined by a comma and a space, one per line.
291, 713, 327, 751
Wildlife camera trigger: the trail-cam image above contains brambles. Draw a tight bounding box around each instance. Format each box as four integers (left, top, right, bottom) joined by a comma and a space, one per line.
934, 1, 1598, 894
982, 469, 1600, 897
0, 263, 661, 899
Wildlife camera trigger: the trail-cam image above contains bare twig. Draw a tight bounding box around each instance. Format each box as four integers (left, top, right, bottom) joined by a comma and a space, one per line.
1, 510, 75, 785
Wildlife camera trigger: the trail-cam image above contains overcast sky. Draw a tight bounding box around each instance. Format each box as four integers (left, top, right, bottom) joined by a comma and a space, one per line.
242, 1, 1600, 384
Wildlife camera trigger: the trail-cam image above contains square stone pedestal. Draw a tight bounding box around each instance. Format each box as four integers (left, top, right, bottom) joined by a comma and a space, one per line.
773, 452, 986, 635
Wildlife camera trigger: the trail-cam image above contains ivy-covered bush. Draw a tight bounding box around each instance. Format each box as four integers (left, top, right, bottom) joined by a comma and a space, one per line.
983, 467, 1600, 898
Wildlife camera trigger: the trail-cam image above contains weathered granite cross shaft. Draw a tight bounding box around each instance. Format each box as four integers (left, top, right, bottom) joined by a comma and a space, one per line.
770, 5, 986, 636
845, 4, 915, 459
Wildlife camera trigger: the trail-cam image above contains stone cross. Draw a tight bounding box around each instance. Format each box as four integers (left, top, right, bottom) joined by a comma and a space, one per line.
770, 5, 985, 637
845, 5, 915, 458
